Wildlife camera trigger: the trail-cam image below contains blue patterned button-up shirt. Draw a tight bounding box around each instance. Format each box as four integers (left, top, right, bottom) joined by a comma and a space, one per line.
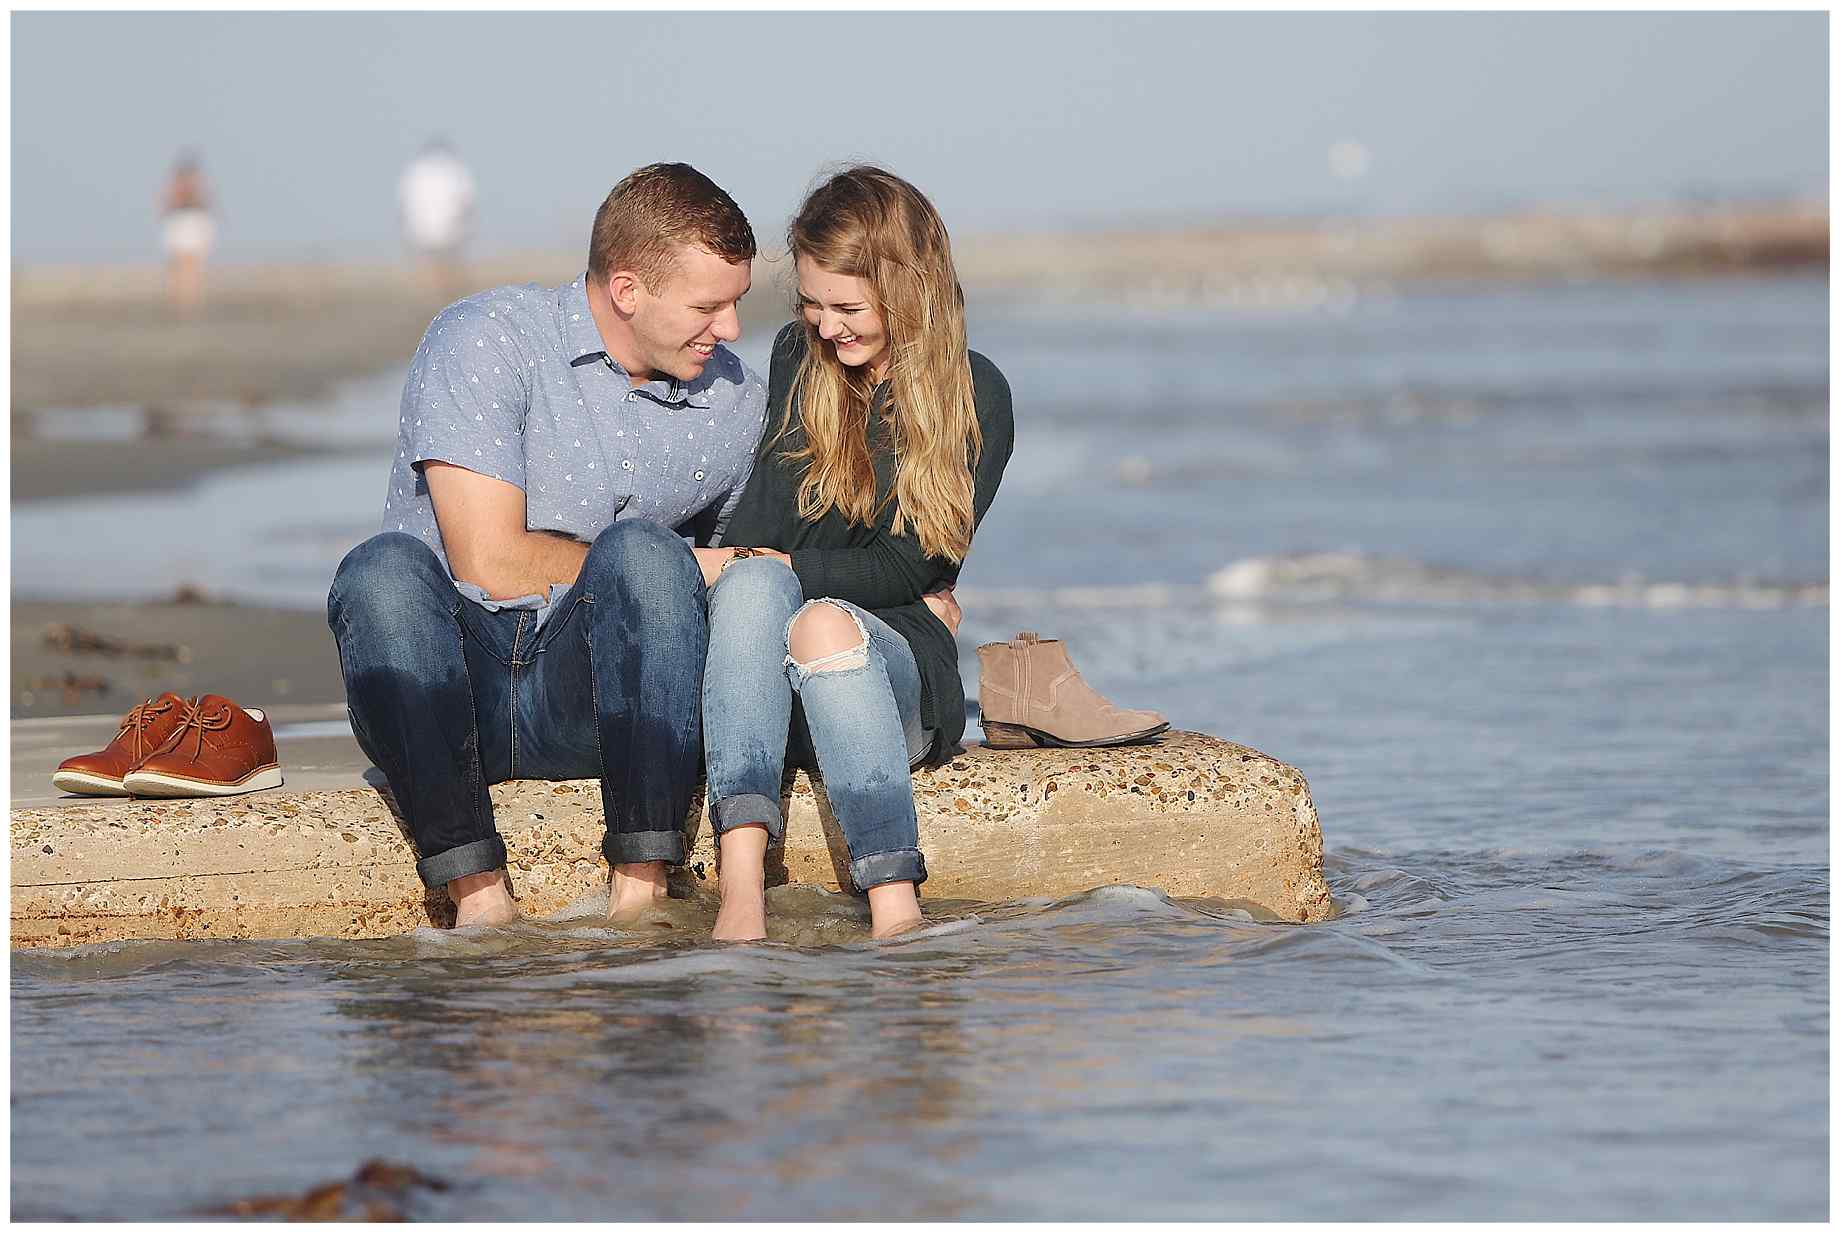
379, 274, 767, 625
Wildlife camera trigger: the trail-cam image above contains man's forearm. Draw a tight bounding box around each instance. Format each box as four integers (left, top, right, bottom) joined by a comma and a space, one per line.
461, 529, 590, 600
467, 535, 788, 599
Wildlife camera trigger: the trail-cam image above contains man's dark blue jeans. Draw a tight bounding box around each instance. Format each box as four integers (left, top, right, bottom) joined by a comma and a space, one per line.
326, 520, 707, 888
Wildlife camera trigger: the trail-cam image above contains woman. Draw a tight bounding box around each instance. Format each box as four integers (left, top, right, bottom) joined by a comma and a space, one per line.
160, 151, 214, 314
701, 166, 1014, 940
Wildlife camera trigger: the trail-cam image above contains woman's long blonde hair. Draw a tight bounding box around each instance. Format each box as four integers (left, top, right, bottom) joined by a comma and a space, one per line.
780, 166, 981, 562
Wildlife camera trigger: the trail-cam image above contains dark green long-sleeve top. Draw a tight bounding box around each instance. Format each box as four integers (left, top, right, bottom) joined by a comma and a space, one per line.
720, 322, 1015, 767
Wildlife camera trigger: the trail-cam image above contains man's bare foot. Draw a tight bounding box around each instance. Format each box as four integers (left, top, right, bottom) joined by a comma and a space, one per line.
449, 870, 517, 928
867, 881, 924, 939
608, 861, 669, 920
712, 825, 769, 941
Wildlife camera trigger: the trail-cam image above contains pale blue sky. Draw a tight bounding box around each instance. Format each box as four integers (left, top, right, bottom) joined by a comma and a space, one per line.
11, 10, 1828, 263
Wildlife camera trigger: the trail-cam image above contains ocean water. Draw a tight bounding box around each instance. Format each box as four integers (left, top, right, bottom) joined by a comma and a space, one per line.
11, 276, 1828, 1219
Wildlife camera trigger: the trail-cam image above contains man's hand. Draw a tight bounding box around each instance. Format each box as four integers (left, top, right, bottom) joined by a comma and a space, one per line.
691, 548, 729, 589
695, 547, 792, 589
922, 585, 962, 635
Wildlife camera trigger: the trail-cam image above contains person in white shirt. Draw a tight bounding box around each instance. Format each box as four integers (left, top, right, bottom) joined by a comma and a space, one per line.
399, 138, 477, 294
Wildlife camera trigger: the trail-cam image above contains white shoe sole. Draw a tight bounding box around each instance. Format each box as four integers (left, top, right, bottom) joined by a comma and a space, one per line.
121, 766, 285, 798
50, 770, 130, 797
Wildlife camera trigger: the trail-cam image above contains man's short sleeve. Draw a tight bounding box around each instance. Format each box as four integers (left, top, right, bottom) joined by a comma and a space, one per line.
401, 303, 530, 490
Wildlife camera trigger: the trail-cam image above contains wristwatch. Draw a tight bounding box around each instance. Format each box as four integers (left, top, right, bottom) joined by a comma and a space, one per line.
720, 546, 760, 575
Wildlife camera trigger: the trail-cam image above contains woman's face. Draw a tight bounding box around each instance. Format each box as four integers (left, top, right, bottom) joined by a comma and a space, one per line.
796, 255, 889, 381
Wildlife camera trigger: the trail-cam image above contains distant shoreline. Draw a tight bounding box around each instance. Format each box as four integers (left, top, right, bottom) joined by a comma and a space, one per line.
952, 199, 1828, 295
10, 199, 1825, 420
19, 199, 1824, 302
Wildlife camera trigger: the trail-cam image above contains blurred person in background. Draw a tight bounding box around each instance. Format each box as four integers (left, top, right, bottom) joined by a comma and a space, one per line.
399, 137, 477, 296
699, 166, 1014, 941
159, 150, 214, 314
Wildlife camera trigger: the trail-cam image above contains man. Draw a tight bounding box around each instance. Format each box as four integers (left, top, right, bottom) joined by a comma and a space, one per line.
328, 163, 767, 926
398, 137, 476, 295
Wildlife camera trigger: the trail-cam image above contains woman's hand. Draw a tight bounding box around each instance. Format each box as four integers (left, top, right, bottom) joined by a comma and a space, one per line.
922, 586, 962, 635
695, 547, 793, 589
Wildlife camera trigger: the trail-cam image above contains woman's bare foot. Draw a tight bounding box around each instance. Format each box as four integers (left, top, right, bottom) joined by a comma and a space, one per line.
712, 825, 769, 941
867, 881, 924, 939
448, 870, 517, 927
608, 861, 669, 920
712, 882, 767, 941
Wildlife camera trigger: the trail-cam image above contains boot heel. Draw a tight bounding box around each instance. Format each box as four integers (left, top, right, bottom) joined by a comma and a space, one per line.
981, 721, 1041, 749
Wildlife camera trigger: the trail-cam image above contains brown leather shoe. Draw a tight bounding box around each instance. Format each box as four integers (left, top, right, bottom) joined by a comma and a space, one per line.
51, 692, 192, 796
977, 631, 1170, 749
122, 694, 284, 798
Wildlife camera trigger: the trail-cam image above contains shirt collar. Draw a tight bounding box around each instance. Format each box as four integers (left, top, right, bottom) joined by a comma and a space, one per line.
561, 275, 609, 365
560, 274, 715, 409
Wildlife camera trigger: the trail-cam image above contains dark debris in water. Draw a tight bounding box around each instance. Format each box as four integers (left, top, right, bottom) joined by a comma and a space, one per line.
205, 1158, 450, 1221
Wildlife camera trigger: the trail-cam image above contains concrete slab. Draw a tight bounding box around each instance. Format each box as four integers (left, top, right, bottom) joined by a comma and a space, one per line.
11, 728, 1335, 947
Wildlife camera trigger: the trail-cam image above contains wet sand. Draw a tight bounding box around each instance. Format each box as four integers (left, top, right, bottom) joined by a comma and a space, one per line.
9, 436, 362, 503
11, 598, 343, 720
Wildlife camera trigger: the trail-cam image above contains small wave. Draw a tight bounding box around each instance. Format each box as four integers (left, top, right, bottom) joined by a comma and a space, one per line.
983, 884, 1201, 923
965, 557, 1827, 612
1207, 553, 1827, 609
870, 916, 984, 947
569, 948, 791, 984
966, 581, 1195, 611
11, 937, 231, 980
1329, 844, 1829, 943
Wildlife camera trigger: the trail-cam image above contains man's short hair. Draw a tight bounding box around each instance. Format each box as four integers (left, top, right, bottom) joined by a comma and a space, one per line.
588, 163, 756, 289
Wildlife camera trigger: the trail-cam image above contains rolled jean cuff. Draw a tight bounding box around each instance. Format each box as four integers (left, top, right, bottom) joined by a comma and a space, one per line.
603, 828, 685, 867
416, 836, 508, 888
849, 848, 928, 892
712, 793, 784, 842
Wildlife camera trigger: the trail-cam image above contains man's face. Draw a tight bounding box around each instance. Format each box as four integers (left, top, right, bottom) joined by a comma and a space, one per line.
624, 244, 751, 384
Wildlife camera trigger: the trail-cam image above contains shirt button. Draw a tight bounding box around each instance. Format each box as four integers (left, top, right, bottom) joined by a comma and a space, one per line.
694, 469, 706, 481
626, 393, 636, 402
622, 460, 634, 471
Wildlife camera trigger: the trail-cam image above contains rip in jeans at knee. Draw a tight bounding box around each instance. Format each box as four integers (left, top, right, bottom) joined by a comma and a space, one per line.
785, 598, 870, 681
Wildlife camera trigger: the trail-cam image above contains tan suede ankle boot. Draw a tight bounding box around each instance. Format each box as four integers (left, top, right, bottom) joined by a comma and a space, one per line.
976, 631, 1170, 749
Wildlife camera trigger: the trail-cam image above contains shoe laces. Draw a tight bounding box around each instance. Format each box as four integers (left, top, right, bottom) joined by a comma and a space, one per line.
117, 696, 177, 759
169, 699, 234, 760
